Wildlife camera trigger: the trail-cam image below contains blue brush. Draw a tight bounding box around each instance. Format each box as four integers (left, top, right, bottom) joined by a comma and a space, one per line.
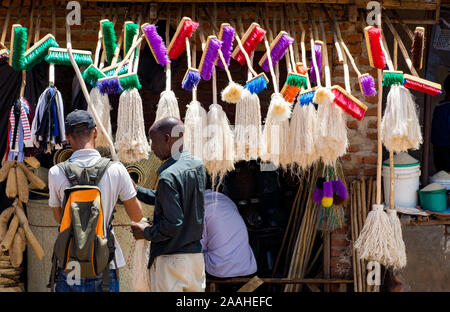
97, 76, 123, 95
244, 73, 269, 94
298, 87, 317, 106
182, 68, 201, 91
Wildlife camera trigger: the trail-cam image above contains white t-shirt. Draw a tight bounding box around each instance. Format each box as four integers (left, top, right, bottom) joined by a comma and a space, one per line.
48, 149, 137, 269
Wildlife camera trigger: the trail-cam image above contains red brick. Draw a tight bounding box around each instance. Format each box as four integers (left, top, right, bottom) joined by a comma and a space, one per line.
366, 132, 378, 140
347, 121, 358, 129
347, 44, 363, 54
356, 156, 364, 164
331, 235, 349, 247
343, 168, 359, 176
368, 120, 378, 129
365, 95, 378, 104
355, 55, 369, 66
347, 145, 359, 153
364, 167, 377, 176
365, 107, 377, 116
341, 154, 352, 161
331, 247, 347, 258
344, 33, 362, 43
363, 156, 377, 164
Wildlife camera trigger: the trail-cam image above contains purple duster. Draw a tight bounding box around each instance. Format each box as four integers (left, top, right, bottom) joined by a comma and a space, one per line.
310, 43, 323, 85
217, 24, 235, 69
199, 37, 222, 81
260, 33, 294, 72
142, 24, 170, 66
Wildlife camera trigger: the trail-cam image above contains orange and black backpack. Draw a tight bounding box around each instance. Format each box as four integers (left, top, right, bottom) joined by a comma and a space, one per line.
48, 157, 118, 292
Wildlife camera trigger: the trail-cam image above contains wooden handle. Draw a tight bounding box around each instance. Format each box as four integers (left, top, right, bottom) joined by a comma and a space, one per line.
317, 7, 331, 88
234, 33, 258, 78
308, 9, 321, 88
165, 6, 171, 92
1, 0, 12, 43
264, 38, 278, 93
389, 150, 395, 210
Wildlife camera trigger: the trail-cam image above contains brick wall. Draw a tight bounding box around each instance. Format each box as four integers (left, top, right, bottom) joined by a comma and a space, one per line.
1, 1, 381, 290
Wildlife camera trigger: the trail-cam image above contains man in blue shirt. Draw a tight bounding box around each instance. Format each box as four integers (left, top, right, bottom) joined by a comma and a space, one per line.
130, 117, 207, 292
431, 75, 450, 172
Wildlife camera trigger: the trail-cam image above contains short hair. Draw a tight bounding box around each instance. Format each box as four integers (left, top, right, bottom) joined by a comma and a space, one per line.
68, 125, 94, 139
444, 74, 450, 95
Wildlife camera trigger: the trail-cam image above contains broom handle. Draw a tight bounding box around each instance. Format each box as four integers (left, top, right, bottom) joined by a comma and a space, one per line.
130, 9, 143, 73
1, 0, 12, 43
212, 3, 218, 105
34, 0, 41, 43
192, 3, 197, 101
383, 16, 419, 77
307, 10, 321, 88
165, 6, 171, 92
381, 33, 395, 72
317, 7, 331, 88
324, 6, 344, 64
264, 38, 278, 93
288, 4, 300, 64
111, 5, 129, 67
234, 34, 258, 78
65, 23, 118, 161
296, 4, 311, 89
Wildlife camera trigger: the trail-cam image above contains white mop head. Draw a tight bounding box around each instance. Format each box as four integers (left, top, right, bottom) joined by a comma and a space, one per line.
269, 92, 292, 123
234, 89, 263, 161
289, 102, 319, 172
354, 204, 397, 266
155, 90, 180, 122
387, 208, 407, 270
184, 100, 207, 161
314, 87, 348, 166
115, 89, 151, 163
381, 85, 423, 152
88, 87, 112, 148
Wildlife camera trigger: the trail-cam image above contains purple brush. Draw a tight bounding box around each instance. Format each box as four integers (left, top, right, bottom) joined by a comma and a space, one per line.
359, 73, 377, 97
332, 180, 348, 205
97, 77, 123, 95
313, 187, 324, 204
141, 23, 170, 66
217, 24, 235, 69
310, 42, 323, 85
259, 32, 294, 72
199, 36, 222, 81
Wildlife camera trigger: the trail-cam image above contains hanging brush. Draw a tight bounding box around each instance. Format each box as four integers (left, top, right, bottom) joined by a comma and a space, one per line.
124, 21, 139, 56
231, 22, 266, 66
181, 36, 200, 91
9, 24, 27, 71
364, 25, 386, 70
258, 31, 294, 73
216, 23, 234, 70
155, 6, 180, 122
0, 1, 12, 64
45, 47, 93, 67
167, 16, 199, 60
198, 35, 222, 81
100, 19, 118, 65
309, 14, 324, 86
412, 27, 424, 70
384, 16, 442, 96
141, 23, 170, 66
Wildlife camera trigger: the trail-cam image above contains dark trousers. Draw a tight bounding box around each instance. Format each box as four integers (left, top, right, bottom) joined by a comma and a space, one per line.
433, 145, 450, 172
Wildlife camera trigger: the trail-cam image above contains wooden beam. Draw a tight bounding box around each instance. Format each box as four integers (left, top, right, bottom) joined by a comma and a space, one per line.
208, 278, 353, 284
237, 276, 264, 292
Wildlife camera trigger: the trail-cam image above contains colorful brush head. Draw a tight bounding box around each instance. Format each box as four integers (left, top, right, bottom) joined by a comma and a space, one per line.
281, 85, 300, 104
299, 88, 317, 106
286, 73, 308, 89
244, 73, 269, 94
259, 31, 294, 72
382, 70, 404, 87
45, 47, 93, 67
22, 34, 59, 70
167, 17, 199, 60
322, 181, 334, 207
332, 180, 348, 205
100, 19, 118, 65
331, 85, 368, 121
310, 41, 323, 85
97, 76, 123, 95
9, 24, 27, 70
141, 23, 170, 66
358, 73, 377, 97
231, 23, 266, 66
182, 68, 201, 91
119, 73, 142, 90
103, 62, 129, 77
124, 22, 139, 55
403, 74, 442, 96
364, 26, 386, 69
295, 62, 308, 75
411, 27, 424, 70
216, 23, 235, 69
198, 36, 222, 81
82, 64, 106, 86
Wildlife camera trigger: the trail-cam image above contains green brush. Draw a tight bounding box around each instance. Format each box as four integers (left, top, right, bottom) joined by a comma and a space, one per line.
118, 73, 142, 90
380, 31, 404, 87
45, 47, 93, 67
103, 62, 129, 76
9, 24, 27, 70
100, 19, 118, 65
22, 34, 59, 70
124, 21, 139, 55
82, 64, 106, 86
286, 73, 308, 88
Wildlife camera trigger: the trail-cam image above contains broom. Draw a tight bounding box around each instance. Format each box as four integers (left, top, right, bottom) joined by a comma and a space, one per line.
261, 26, 292, 169
141, 23, 170, 66
354, 13, 397, 268
0, 0, 12, 63
167, 16, 199, 60
100, 19, 118, 65
179, 12, 200, 91
310, 7, 348, 167
9, 24, 27, 71
411, 27, 424, 70
154, 8, 180, 122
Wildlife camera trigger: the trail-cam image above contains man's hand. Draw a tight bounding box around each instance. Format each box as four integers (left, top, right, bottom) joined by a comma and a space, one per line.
131, 221, 149, 240
132, 180, 138, 191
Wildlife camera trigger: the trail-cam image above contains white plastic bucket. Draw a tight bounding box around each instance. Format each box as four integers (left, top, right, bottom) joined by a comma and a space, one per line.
382, 163, 421, 208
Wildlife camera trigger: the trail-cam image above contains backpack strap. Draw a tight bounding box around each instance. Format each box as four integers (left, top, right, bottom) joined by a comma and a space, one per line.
58, 157, 112, 187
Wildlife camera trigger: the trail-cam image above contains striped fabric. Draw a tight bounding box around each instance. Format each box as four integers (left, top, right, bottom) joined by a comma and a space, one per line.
9, 98, 32, 152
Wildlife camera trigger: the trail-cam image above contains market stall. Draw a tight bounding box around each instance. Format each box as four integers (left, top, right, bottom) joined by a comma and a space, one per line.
0, 0, 448, 292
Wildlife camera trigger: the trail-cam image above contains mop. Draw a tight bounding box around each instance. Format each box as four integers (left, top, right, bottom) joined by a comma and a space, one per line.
354, 12, 397, 268
155, 9, 181, 122
287, 7, 319, 173
226, 12, 263, 162
311, 7, 348, 167
184, 12, 207, 162
260, 22, 292, 169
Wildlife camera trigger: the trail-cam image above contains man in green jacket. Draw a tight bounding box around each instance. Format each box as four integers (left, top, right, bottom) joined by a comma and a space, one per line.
131, 117, 207, 292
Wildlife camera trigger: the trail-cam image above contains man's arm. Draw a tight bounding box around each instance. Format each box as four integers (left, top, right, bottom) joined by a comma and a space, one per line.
52, 207, 61, 224
136, 186, 156, 205
122, 196, 143, 223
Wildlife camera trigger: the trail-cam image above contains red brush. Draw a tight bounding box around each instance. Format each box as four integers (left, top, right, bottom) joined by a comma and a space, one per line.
231, 22, 266, 66
403, 74, 442, 96
364, 26, 386, 69
331, 85, 368, 121
167, 17, 199, 60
